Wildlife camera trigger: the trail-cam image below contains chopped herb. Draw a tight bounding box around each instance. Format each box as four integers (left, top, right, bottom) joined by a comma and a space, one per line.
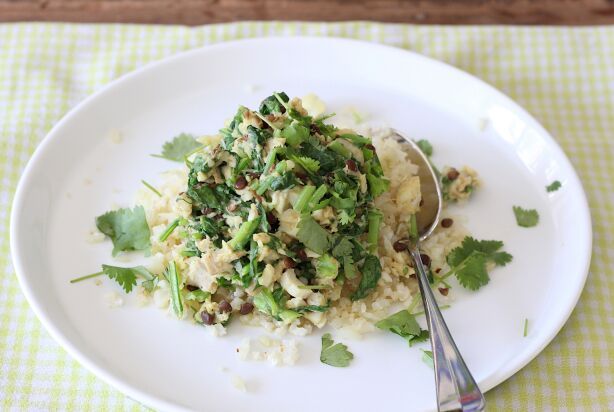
141, 180, 162, 197
316, 254, 339, 279
375, 309, 429, 346
513, 206, 539, 228
445, 236, 513, 290
166, 261, 183, 318
416, 139, 433, 157
159, 218, 180, 242
296, 215, 332, 255
154, 133, 201, 161
546, 180, 561, 192
421, 350, 434, 368
351, 254, 382, 301
282, 123, 310, 147
70, 264, 155, 294
95, 206, 151, 256
186, 289, 210, 303
228, 217, 261, 251
320, 333, 354, 367
523, 318, 529, 337
367, 208, 383, 253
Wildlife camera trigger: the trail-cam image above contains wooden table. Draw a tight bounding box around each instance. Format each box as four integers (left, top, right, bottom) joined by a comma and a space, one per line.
1, 0, 613, 25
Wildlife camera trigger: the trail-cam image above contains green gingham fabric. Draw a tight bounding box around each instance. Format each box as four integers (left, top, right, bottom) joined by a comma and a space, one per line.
1, 22, 613, 411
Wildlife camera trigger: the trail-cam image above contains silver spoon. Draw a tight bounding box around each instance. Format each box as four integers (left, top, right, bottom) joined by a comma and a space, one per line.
394, 130, 485, 412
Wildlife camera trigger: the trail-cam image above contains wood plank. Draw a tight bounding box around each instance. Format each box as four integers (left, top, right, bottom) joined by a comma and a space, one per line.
0, 0, 613, 25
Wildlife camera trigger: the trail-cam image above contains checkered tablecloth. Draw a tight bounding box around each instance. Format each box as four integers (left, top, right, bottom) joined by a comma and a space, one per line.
1, 22, 613, 411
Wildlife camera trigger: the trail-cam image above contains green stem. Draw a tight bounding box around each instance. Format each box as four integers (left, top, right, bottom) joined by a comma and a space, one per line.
293, 185, 315, 212
159, 218, 180, 242
141, 180, 162, 197
228, 218, 261, 250
70, 271, 104, 283
167, 261, 183, 318
307, 185, 328, 211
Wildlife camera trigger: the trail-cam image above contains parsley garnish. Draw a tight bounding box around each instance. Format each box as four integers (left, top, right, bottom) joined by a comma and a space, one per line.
444, 236, 513, 290
523, 318, 529, 337
546, 180, 561, 192
320, 333, 354, 367
70, 264, 156, 294
95, 206, 151, 256
152, 133, 201, 161
513, 206, 539, 228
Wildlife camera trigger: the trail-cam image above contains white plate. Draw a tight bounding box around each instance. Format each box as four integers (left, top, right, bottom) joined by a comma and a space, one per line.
11, 37, 591, 412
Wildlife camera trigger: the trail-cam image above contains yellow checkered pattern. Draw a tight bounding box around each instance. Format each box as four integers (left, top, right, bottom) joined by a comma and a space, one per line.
1, 23, 613, 411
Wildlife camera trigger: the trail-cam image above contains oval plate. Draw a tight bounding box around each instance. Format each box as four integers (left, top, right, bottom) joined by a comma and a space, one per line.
10, 37, 591, 412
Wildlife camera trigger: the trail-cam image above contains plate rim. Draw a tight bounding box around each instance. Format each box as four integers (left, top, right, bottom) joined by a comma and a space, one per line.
9, 36, 592, 411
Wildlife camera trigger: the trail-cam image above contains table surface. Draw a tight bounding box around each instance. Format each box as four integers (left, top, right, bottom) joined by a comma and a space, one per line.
1, 0, 614, 25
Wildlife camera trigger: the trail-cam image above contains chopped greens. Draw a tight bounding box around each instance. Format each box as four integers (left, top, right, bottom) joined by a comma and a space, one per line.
166, 261, 183, 318
141, 180, 162, 197
154, 133, 201, 161
513, 206, 539, 228
421, 350, 434, 368
320, 333, 354, 367
444, 236, 513, 290
523, 318, 529, 337
546, 180, 561, 192
416, 139, 433, 157
95, 206, 151, 256
70, 264, 155, 294
375, 310, 429, 346
351, 254, 382, 301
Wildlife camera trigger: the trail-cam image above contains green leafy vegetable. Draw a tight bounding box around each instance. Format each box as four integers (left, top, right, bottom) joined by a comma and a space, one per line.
155, 133, 201, 161
70, 265, 155, 294
513, 206, 539, 228
166, 261, 183, 318
296, 216, 332, 254
228, 217, 261, 251
282, 123, 310, 147
159, 218, 180, 242
445, 236, 513, 290
367, 208, 383, 253
416, 139, 433, 157
316, 254, 339, 279
320, 333, 354, 367
253, 288, 280, 318
95, 206, 151, 256
375, 310, 429, 346
421, 350, 434, 368
351, 254, 382, 301
186, 289, 211, 303
546, 180, 561, 192
141, 180, 162, 197
259, 92, 289, 115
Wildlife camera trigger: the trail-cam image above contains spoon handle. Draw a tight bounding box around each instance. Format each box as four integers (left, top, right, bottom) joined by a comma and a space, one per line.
410, 247, 485, 412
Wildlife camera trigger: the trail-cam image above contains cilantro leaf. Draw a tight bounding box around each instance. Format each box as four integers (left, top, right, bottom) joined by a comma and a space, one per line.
375, 309, 429, 346
156, 133, 201, 161
296, 215, 332, 254
421, 350, 434, 368
416, 139, 433, 157
74, 264, 155, 294
316, 254, 339, 279
291, 155, 320, 173
351, 254, 382, 301
513, 206, 539, 228
95, 206, 151, 256
282, 123, 310, 147
259, 92, 289, 115
546, 180, 561, 192
446, 236, 513, 291
320, 333, 354, 367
